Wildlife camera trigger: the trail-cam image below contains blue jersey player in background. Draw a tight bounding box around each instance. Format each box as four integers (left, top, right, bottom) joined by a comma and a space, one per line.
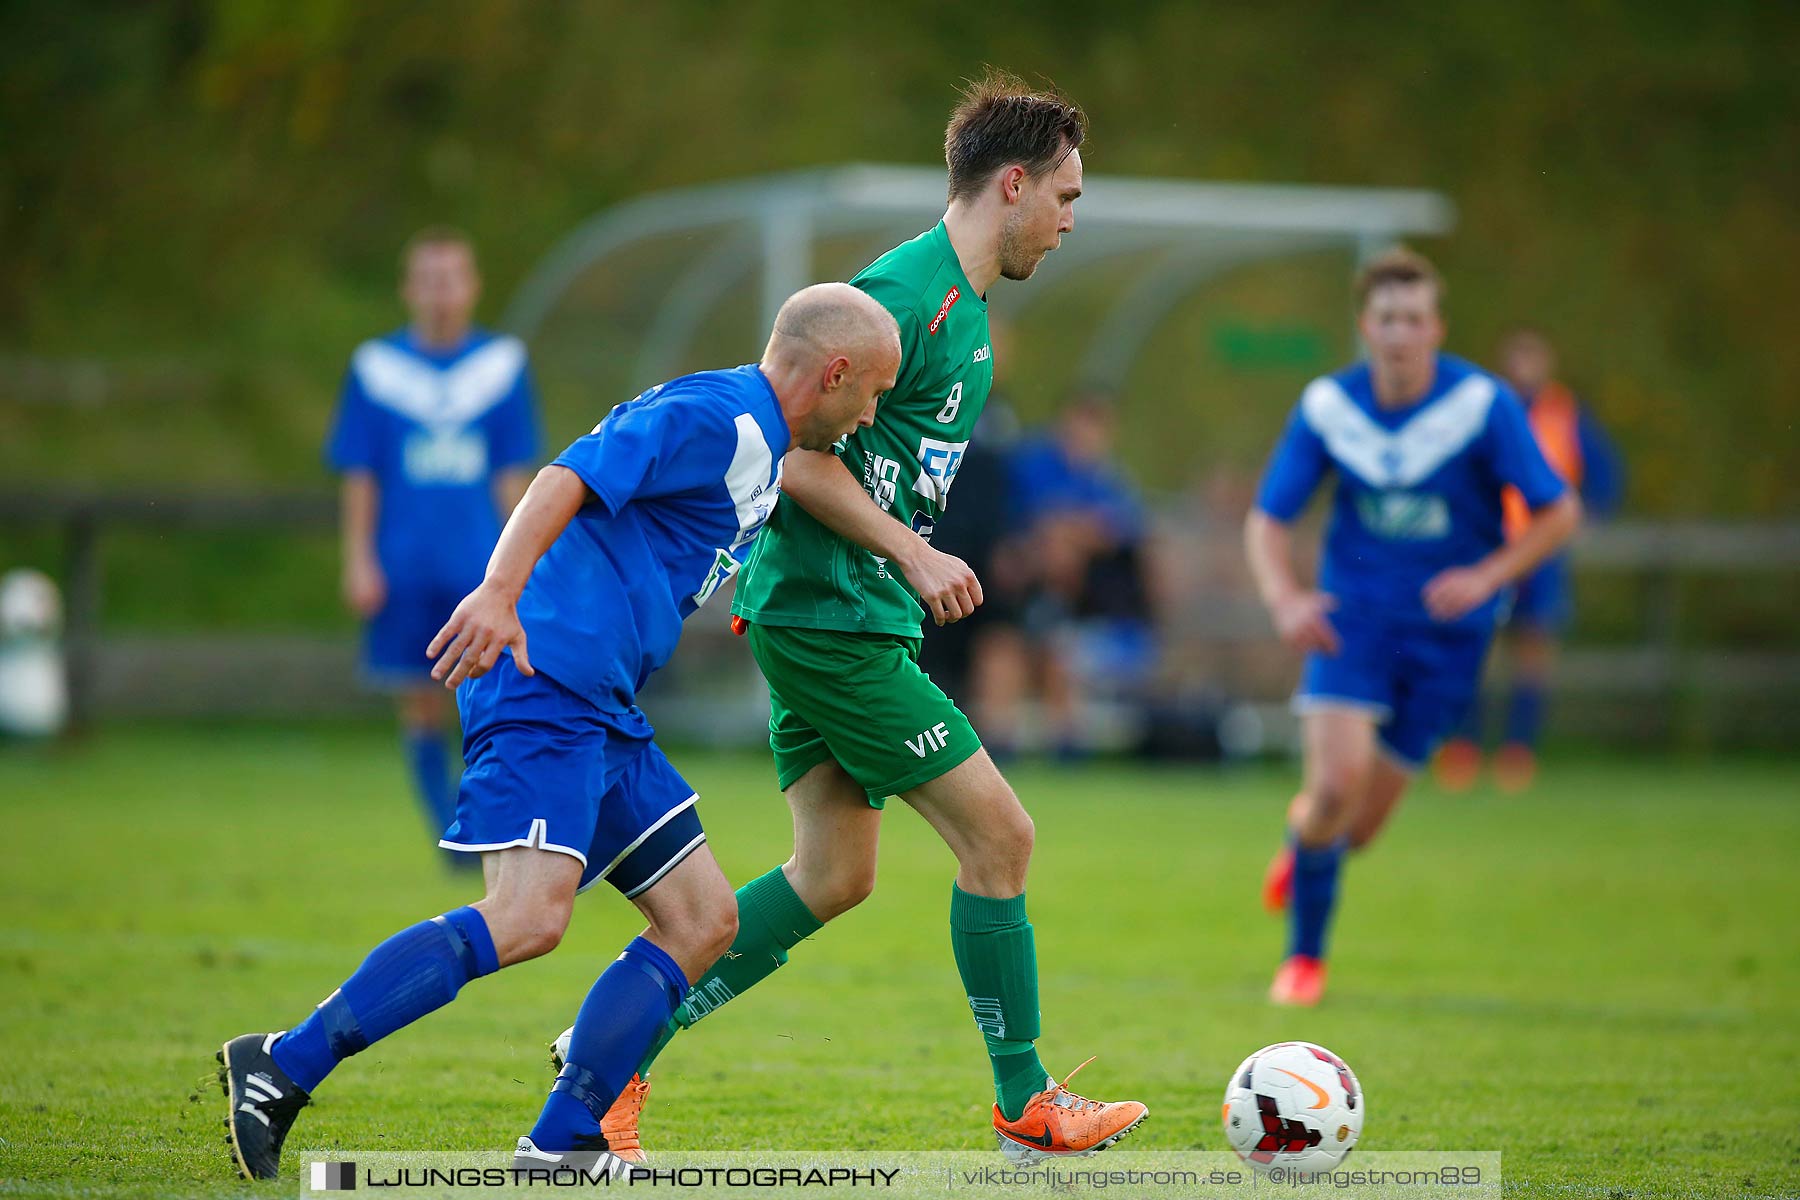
220, 283, 900, 1181
1245, 249, 1582, 1007
326, 228, 542, 866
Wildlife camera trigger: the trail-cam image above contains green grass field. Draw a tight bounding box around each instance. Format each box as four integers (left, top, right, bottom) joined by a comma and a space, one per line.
2, 727, 1797, 1198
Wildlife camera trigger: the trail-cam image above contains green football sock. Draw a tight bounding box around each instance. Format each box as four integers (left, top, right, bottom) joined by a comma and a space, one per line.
949, 884, 1047, 1122
635, 865, 823, 1075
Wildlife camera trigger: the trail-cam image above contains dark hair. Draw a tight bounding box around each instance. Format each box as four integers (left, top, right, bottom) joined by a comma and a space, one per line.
1353, 246, 1442, 310
944, 68, 1086, 203
400, 225, 476, 275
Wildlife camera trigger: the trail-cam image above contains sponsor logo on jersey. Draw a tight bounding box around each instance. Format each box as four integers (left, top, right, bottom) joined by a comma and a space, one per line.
1356, 489, 1450, 540
912, 437, 968, 506
402, 428, 488, 485
928, 286, 961, 335
865, 453, 903, 512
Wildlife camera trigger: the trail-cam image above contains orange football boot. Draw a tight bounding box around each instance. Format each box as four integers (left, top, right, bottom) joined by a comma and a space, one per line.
993, 1057, 1148, 1164
597, 1074, 651, 1163
1434, 738, 1483, 793
1269, 955, 1327, 1007
1261, 846, 1295, 913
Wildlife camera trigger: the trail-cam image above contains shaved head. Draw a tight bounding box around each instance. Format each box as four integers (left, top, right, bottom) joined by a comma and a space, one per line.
766, 282, 900, 366
760, 283, 902, 452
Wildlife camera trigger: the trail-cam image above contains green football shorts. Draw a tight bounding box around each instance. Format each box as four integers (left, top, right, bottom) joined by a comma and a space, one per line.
746, 621, 983, 807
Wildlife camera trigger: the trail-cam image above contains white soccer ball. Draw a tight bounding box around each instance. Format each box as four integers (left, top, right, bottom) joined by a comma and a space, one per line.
1222, 1041, 1363, 1174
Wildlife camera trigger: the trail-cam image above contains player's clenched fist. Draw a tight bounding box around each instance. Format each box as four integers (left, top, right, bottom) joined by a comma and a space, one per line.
896, 543, 984, 626
1269, 590, 1340, 656
427, 580, 534, 688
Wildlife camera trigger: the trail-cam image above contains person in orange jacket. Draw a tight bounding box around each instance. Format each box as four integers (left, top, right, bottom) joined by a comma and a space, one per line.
1436, 327, 1624, 792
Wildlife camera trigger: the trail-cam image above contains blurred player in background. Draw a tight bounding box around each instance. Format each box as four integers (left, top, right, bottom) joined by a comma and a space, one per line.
1247, 250, 1581, 1006
219, 284, 898, 1181
1437, 327, 1624, 792
971, 390, 1157, 758
326, 229, 541, 865
590, 70, 1148, 1164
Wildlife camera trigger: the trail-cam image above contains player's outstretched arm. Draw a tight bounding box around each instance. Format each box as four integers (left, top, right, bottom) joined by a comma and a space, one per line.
1423, 493, 1583, 622
429, 464, 589, 687
1244, 508, 1340, 655
780, 448, 983, 625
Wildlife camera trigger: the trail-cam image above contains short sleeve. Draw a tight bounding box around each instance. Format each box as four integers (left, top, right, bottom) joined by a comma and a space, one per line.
488, 360, 543, 471
1254, 404, 1332, 521
553, 391, 730, 516
325, 365, 377, 473
1486, 388, 1567, 510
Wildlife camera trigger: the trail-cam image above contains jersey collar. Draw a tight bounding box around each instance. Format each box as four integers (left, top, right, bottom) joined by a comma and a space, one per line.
1362, 353, 1457, 423
401, 326, 482, 363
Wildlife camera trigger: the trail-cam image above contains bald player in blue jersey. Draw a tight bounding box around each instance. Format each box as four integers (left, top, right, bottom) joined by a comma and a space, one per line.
326, 229, 542, 864
1246, 249, 1582, 1007
220, 283, 900, 1182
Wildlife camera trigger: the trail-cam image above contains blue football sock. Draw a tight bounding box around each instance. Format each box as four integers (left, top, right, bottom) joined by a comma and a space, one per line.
530, 937, 689, 1151
403, 728, 455, 837
1287, 837, 1346, 961
271, 906, 498, 1093
1504, 681, 1546, 748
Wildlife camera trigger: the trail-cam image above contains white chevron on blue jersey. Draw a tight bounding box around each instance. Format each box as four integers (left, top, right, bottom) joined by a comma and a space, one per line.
690, 413, 783, 609
1300, 373, 1497, 488
722, 412, 781, 550
351, 336, 527, 428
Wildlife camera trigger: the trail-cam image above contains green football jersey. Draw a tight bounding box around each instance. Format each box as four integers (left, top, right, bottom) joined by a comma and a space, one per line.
732, 221, 992, 637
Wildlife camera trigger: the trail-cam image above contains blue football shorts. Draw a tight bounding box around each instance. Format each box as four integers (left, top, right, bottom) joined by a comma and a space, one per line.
1293, 609, 1492, 770
361, 582, 472, 688
444, 653, 705, 897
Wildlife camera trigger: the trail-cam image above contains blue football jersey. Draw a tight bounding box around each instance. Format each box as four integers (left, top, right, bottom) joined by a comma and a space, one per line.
326, 328, 542, 589
518, 365, 789, 712
1255, 353, 1566, 632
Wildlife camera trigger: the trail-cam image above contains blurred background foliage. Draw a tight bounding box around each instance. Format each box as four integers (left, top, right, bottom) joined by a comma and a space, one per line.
1, 0, 1796, 636
5, 1, 1796, 500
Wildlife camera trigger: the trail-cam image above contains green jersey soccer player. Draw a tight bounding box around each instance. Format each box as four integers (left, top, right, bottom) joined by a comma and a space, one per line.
567, 71, 1148, 1165
732, 220, 999, 799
